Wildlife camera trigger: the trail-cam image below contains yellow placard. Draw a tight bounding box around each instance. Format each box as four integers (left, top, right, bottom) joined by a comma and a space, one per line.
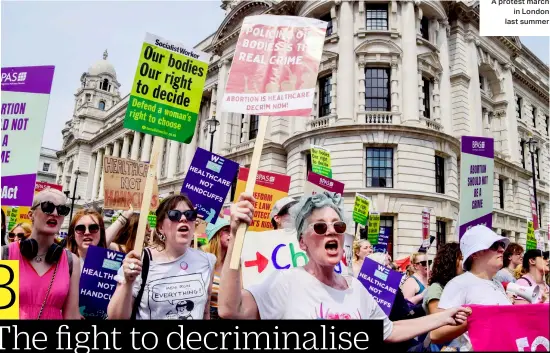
0, 260, 19, 319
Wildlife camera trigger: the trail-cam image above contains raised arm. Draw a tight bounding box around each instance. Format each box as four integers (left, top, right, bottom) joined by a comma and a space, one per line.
105, 207, 134, 246
218, 193, 260, 320
107, 250, 142, 319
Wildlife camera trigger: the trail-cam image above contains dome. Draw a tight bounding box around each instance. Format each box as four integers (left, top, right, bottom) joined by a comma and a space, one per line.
88, 50, 117, 78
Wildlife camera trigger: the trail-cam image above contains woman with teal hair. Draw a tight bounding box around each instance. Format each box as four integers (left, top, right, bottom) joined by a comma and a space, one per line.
219, 191, 472, 343
203, 217, 231, 320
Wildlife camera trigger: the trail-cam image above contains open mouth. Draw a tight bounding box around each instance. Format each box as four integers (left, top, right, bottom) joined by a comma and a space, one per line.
178, 225, 190, 233
46, 219, 58, 227
325, 239, 339, 256
83, 237, 94, 243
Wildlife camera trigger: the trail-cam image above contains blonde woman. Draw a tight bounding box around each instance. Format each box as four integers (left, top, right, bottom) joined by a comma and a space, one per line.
352, 239, 373, 276
401, 252, 429, 304
8, 222, 32, 243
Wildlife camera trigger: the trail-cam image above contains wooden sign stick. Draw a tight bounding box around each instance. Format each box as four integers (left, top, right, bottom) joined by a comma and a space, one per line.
229, 115, 269, 270
133, 136, 163, 255
355, 224, 361, 241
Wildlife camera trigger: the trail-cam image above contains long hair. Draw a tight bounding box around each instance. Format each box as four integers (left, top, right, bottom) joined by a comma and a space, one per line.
66, 209, 107, 256
9, 223, 32, 239
203, 231, 226, 268
111, 213, 139, 253
155, 194, 195, 234
353, 239, 371, 262
429, 242, 462, 287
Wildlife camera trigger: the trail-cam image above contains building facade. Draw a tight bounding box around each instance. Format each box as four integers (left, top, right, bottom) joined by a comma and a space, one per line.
37, 147, 59, 184
55, 0, 549, 258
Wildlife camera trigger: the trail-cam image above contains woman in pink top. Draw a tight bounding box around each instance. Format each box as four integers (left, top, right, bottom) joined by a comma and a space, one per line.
3, 188, 81, 319
515, 249, 549, 304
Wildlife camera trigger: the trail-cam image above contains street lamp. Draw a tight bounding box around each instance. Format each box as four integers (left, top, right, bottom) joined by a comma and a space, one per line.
206, 112, 220, 152
65, 168, 82, 222
526, 137, 539, 224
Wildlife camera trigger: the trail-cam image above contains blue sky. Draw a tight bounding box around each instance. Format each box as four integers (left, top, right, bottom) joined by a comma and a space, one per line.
2, 1, 548, 150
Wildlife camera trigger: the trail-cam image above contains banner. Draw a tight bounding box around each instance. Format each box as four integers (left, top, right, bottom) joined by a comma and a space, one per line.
241, 229, 354, 288
422, 208, 430, 248
526, 220, 537, 250
103, 156, 159, 211
304, 171, 345, 196
222, 15, 327, 117
233, 167, 291, 232
79, 246, 125, 319
467, 304, 549, 351
374, 228, 389, 253
352, 194, 370, 226
357, 257, 403, 316
367, 212, 380, 245
181, 148, 239, 225
123, 33, 210, 143
310, 145, 332, 178
1, 66, 55, 207
458, 136, 494, 238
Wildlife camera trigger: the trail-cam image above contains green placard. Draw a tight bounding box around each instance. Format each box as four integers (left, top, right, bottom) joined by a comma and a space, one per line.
353, 194, 370, 226
8, 207, 18, 230
526, 220, 536, 250
367, 212, 380, 245
310, 145, 332, 178
148, 212, 157, 229
124, 32, 210, 143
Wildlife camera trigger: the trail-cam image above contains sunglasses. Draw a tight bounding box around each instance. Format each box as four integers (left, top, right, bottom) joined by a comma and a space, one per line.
34, 201, 71, 216
415, 260, 433, 267
167, 209, 198, 222
8, 232, 25, 239
489, 241, 507, 251
74, 224, 100, 235
308, 221, 347, 235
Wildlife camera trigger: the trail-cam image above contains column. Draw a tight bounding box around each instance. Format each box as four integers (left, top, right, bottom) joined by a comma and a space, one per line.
416, 5, 423, 37
216, 61, 229, 154
130, 131, 140, 160
433, 78, 441, 123
401, 0, 419, 124
467, 35, 482, 136
330, 63, 338, 115
167, 140, 179, 178
56, 163, 62, 185
503, 64, 518, 161
99, 145, 112, 198
91, 149, 103, 200
505, 178, 514, 211
336, 0, 354, 123
390, 58, 399, 114
185, 121, 199, 172
482, 109, 490, 136
140, 134, 152, 162
158, 139, 166, 178
112, 140, 121, 158
437, 19, 452, 132
179, 144, 187, 173
121, 134, 130, 159
418, 68, 424, 119
60, 159, 68, 191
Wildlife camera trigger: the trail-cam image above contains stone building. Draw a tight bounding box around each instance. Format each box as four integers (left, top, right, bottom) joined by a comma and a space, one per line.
55, 0, 549, 258
37, 147, 59, 184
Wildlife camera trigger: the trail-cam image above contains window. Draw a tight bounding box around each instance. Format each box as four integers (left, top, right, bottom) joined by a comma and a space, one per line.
240, 114, 245, 142
365, 68, 390, 112
499, 178, 505, 209
366, 4, 388, 30
517, 96, 522, 119
532, 106, 537, 128
319, 75, 332, 117
380, 216, 394, 257
420, 16, 429, 40
539, 203, 543, 228
435, 155, 445, 194
366, 147, 393, 188
249, 115, 259, 140
86, 93, 91, 102
546, 115, 549, 136
321, 13, 332, 36
230, 173, 238, 201
436, 220, 446, 251
422, 78, 431, 119
520, 139, 526, 169
101, 79, 109, 91
98, 101, 105, 110
306, 152, 312, 174
479, 75, 485, 90
42, 163, 50, 172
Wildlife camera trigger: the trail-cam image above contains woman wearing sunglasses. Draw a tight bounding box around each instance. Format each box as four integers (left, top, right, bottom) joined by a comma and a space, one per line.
401, 252, 429, 305
1, 188, 81, 319
8, 222, 32, 243
219, 192, 471, 342
66, 209, 109, 272
107, 194, 216, 320
430, 225, 512, 350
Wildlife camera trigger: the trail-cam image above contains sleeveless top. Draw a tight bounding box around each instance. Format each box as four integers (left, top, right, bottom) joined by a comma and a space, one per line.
8, 241, 70, 319
412, 275, 426, 294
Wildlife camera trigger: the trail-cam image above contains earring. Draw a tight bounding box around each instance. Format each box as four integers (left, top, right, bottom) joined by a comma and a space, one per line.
159, 232, 166, 242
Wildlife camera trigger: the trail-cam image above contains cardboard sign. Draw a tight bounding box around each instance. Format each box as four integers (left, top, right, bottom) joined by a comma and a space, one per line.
2, 65, 55, 207
103, 156, 159, 211
304, 171, 345, 196
367, 212, 380, 245
79, 246, 125, 319
222, 15, 327, 117
459, 136, 494, 238
181, 148, 239, 225
233, 167, 291, 232
123, 33, 210, 143
241, 229, 354, 288
526, 220, 536, 250
353, 194, 370, 226
310, 145, 332, 178
422, 208, 430, 248
357, 257, 403, 316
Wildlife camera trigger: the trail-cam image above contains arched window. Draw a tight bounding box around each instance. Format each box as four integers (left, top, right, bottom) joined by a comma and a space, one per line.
98, 101, 106, 110
101, 79, 109, 91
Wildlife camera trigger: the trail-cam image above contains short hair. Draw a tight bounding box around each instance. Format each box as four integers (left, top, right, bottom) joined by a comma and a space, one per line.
503, 243, 524, 268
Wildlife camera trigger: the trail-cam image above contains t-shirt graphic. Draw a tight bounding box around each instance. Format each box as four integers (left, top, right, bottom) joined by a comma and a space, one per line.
147, 273, 206, 320
315, 302, 362, 320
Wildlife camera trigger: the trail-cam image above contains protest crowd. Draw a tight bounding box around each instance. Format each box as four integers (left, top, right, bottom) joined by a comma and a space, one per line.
1, 3, 549, 352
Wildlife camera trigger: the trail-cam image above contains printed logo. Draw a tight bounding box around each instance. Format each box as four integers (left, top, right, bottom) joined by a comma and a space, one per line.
374, 264, 389, 281
471, 140, 485, 149
257, 174, 275, 184
319, 178, 334, 188
102, 259, 122, 271
180, 261, 189, 270
1, 72, 26, 84
206, 154, 224, 173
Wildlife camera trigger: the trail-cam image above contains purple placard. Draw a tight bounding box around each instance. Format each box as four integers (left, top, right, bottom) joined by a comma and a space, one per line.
1, 173, 37, 207
461, 136, 494, 159
357, 257, 403, 316
79, 245, 125, 319
181, 148, 239, 225
1, 66, 55, 94
459, 213, 493, 239
374, 228, 388, 253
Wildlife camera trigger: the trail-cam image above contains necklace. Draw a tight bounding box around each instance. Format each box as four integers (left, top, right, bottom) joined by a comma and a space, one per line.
34, 253, 47, 263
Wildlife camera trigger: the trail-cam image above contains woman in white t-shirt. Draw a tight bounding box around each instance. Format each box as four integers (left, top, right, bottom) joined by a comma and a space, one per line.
219, 191, 471, 343
430, 225, 513, 350
108, 194, 216, 320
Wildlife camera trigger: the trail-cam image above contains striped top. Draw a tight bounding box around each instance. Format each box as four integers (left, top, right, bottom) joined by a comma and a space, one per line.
210, 271, 221, 308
